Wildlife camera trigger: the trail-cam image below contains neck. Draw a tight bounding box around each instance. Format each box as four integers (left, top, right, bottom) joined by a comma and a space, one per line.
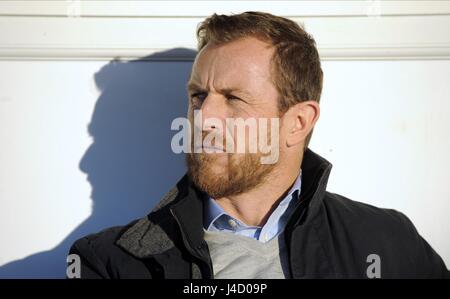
215, 152, 303, 227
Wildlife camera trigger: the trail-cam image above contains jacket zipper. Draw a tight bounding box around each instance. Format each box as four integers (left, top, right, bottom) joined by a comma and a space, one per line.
170, 208, 214, 278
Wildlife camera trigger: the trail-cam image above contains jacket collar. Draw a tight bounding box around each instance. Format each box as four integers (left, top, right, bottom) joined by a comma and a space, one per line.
296, 147, 333, 224
115, 174, 205, 258
116, 148, 332, 259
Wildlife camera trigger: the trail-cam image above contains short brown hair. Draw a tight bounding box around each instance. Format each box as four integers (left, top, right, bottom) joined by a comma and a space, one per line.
196, 11, 323, 149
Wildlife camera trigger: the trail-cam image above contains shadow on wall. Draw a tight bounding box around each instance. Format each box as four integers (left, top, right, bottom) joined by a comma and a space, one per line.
0, 48, 196, 278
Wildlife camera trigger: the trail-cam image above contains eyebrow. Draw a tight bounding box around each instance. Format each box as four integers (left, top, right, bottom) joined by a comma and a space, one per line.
186, 82, 203, 92
186, 81, 253, 98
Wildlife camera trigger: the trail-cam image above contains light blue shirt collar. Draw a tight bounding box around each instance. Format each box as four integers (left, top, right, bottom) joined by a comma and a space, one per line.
203, 170, 302, 242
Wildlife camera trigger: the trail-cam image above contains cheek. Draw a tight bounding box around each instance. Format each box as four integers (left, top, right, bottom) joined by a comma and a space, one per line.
278, 119, 292, 149
229, 102, 278, 121
227, 103, 252, 119
278, 129, 287, 150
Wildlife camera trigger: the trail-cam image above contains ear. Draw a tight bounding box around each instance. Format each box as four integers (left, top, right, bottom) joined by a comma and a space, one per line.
284, 100, 320, 147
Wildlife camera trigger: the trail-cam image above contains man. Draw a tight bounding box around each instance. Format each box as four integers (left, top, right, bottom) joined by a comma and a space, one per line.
68, 11, 449, 279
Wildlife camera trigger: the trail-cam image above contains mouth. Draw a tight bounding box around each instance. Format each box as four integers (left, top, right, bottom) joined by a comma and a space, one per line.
194, 145, 225, 153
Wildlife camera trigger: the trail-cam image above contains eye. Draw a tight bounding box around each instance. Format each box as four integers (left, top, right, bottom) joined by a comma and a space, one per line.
190, 92, 207, 102
226, 94, 240, 101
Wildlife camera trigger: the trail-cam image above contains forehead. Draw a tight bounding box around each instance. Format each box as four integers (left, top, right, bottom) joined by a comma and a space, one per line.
189, 37, 275, 88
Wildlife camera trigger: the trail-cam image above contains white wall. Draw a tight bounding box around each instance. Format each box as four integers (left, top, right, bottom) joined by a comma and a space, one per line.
0, 1, 449, 277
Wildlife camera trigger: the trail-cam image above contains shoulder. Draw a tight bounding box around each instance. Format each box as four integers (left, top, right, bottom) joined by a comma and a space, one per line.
321, 191, 422, 245
70, 220, 137, 256
322, 192, 413, 229
68, 219, 141, 278
320, 192, 449, 278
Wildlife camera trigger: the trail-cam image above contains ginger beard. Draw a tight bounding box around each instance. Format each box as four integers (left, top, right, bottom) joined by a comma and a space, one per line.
186, 127, 278, 199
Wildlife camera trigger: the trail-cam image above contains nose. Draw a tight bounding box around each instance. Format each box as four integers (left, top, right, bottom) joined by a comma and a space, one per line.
200, 94, 228, 131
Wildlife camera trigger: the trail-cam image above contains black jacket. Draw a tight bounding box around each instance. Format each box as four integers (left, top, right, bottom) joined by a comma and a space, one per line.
68, 149, 449, 278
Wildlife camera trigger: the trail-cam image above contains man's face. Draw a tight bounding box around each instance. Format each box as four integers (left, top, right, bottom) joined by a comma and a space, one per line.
186, 37, 283, 198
